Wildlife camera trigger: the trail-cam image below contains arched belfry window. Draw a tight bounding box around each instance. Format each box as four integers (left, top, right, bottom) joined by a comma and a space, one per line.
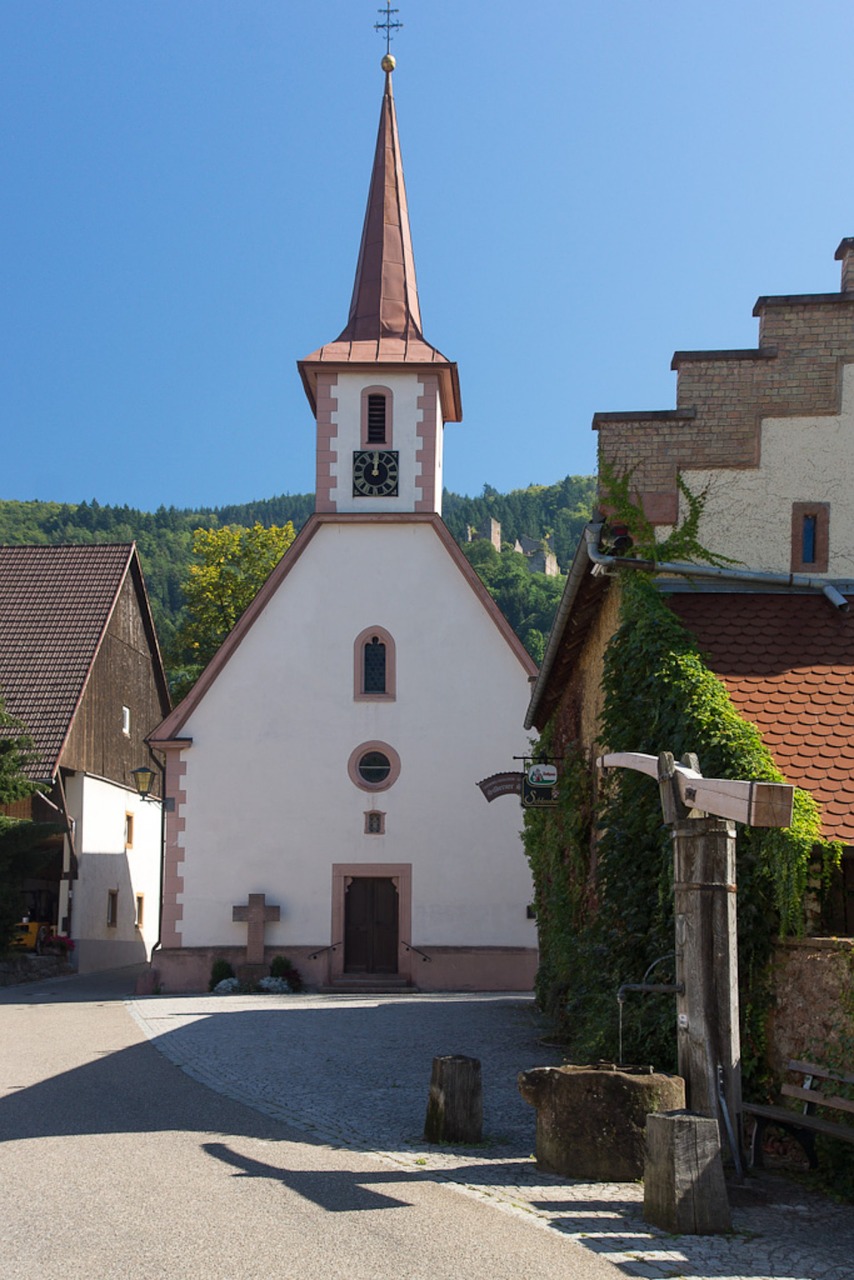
361, 386, 393, 448
354, 625, 396, 701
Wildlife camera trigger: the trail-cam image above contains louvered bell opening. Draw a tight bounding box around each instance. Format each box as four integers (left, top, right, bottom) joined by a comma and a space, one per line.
367, 395, 387, 443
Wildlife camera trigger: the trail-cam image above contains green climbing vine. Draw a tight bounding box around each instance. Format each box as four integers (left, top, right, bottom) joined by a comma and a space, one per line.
523, 493, 841, 1089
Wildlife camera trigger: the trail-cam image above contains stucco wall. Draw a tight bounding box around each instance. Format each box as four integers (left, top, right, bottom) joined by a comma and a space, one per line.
68, 773, 162, 972
167, 520, 537, 969
326, 372, 442, 515
678, 363, 854, 575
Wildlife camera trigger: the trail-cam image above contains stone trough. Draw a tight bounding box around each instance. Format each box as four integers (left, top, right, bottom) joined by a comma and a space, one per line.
518, 1061, 685, 1181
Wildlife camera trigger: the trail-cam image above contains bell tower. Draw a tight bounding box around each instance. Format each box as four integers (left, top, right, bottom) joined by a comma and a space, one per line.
298, 56, 462, 516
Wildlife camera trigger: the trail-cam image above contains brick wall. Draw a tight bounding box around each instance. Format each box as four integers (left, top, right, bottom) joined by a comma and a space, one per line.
595, 240, 854, 524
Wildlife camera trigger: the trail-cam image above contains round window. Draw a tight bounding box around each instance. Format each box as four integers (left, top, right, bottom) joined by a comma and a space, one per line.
358, 751, 391, 785
348, 741, 400, 792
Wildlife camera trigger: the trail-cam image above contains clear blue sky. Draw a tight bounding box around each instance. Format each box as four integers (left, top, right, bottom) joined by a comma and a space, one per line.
2, 1, 852, 512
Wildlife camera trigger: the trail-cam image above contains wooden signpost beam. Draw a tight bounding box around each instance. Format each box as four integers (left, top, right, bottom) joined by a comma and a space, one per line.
598, 750, 794, 1171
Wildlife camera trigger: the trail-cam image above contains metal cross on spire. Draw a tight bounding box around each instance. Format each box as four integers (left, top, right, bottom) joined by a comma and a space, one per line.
375, 2, 403, 55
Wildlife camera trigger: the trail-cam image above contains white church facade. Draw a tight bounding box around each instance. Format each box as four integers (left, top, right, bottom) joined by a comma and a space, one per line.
148, 60, 538, 992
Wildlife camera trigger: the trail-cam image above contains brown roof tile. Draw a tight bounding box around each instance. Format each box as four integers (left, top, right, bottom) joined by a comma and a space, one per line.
667, 591, 854, 843
0, 544, 134, 778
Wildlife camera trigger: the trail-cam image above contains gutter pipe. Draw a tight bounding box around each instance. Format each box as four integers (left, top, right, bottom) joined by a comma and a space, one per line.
583, 525, 850, 613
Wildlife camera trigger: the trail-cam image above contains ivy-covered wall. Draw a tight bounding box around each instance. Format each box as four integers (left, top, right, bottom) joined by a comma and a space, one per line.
524, 570, 841, 1093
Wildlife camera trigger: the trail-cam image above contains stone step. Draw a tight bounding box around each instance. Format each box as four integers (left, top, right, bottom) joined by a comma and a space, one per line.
320, 974, 412, 995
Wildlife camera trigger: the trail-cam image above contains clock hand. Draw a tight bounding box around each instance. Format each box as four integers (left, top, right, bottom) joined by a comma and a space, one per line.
371, 451, 380, 477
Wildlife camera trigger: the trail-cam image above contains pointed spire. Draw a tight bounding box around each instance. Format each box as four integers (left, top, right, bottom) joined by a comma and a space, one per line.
299, 60, 462, 423
338, 67, 422, 344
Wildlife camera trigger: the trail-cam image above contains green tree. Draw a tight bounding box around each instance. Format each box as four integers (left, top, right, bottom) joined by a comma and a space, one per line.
0, 697, 50, 950
171, 523, 296, 697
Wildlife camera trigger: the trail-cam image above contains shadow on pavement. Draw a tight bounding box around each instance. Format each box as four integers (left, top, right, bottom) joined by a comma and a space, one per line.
0, 963, 149, 1004
202, 1141, 423, 1211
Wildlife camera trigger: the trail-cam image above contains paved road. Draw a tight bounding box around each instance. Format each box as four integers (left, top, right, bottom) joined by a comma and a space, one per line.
2, 969, 853, 1279
0, 968, 623, 1280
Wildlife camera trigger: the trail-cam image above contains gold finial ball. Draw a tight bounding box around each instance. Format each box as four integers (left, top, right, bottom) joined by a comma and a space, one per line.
381, 53, 396, 72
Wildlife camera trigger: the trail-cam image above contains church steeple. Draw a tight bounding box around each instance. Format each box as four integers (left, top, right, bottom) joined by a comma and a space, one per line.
299, 57, 461, 517
339, 63, 423, 345
299, 59, 461, 424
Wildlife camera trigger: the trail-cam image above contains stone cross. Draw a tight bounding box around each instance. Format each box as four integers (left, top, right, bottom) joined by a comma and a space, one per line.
232, 893, 280, 965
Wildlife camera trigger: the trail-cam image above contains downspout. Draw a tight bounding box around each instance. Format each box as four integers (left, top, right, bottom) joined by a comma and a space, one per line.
583, 524, 850, 613
146, 744, 167, 961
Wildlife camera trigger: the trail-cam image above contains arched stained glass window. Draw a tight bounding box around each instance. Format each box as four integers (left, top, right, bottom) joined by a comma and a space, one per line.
363, 636, 386, 693
354, 626, 396, 700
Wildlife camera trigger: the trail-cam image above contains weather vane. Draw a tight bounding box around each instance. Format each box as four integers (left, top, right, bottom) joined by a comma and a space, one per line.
375, 2, 403, 57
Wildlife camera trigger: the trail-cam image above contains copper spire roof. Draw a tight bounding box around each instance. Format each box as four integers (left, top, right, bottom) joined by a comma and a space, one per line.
299, 66, 461, 422
342, 68, 422, 344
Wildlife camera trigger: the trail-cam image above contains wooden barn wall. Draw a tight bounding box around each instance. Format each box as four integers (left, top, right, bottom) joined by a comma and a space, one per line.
61, 575, 167, 788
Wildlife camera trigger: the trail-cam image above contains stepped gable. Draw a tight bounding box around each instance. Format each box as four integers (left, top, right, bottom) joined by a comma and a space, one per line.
667, 590, 854, 842
594, 238, 854, 525
0, 543, 136, 776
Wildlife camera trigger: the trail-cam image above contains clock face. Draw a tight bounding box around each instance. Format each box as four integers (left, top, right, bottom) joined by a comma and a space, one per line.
353, 450, 399, 498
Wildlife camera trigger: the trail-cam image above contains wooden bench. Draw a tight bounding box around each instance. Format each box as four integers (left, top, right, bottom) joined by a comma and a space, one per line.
744, 1059, 854, 1168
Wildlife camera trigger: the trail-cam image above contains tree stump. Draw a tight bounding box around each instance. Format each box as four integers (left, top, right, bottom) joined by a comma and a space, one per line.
644, 1110, 731, 1234
424, 1055, 482, 1144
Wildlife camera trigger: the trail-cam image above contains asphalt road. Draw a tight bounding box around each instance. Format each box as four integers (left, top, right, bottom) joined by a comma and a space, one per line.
0, 969, 624, 1280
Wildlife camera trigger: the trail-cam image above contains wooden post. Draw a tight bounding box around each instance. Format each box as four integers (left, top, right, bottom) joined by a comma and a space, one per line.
644, 1111, 731, 1234
599, 749, 793, 1173
424, 1055, 482, 1144
672, 815, 742, 1163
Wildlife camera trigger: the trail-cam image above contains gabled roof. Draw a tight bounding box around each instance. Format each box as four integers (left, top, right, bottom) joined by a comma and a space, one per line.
298, 68, 462, 423
150, 512, 537, 744
0, 543, 166, 779
667, 590, 854, 844
528, 542, 854, 842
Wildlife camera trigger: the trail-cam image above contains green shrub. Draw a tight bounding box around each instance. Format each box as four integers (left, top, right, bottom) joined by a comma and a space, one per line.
270, 954, 302, 991
209, 957, 235, 991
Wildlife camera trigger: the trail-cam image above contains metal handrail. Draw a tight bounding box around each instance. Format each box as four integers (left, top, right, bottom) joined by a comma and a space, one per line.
308, 941, 342, 960
401, 940, 432, 963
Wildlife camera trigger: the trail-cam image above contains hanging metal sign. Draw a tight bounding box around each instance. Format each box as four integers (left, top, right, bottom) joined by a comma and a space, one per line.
521, 761, 559, 808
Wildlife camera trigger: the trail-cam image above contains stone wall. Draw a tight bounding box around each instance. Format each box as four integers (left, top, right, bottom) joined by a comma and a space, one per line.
0, 954, 72, 987
768, 937, 853, 1076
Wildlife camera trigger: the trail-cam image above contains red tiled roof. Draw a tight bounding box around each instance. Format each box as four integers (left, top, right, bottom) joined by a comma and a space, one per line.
667, 591, 854, 843
0, 544, 135, 778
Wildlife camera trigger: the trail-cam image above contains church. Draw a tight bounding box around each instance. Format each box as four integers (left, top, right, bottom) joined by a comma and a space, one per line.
148, 56, 539, 993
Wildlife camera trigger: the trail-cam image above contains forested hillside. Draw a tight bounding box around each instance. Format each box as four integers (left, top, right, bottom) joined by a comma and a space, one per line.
0, 475, 596, 679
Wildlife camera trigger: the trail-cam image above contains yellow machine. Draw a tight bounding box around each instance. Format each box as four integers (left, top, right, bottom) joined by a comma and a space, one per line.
10, 920, 51, 951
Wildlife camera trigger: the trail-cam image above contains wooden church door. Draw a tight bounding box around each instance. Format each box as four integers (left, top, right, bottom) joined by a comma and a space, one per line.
344, 877, 399, 973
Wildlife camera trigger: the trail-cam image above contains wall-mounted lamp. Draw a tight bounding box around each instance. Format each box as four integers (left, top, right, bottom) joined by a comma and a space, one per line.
131, 765, 157, 801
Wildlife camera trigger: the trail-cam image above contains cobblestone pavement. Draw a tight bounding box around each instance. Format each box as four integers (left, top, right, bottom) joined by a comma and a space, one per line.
129, 991, 853, 1280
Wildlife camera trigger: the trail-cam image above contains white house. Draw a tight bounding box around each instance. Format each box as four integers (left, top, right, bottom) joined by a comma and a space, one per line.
148, 60, 539, 993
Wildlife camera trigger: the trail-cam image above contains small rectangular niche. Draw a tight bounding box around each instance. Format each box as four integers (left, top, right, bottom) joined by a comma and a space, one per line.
791, 502, 829, 573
